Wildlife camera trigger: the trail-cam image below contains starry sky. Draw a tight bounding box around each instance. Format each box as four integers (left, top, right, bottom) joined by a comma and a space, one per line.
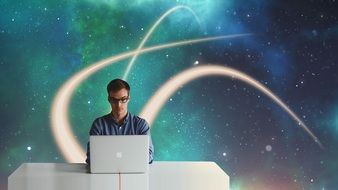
1, 0, 338, 189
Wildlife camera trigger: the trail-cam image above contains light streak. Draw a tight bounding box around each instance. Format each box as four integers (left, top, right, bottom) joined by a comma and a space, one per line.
50, 34, 251, 162
123, 5, 201, 80
139, 65, 323, 149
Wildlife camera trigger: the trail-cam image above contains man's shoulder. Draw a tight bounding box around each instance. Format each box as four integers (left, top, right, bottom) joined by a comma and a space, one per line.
89, 114, 111, 134
128, 113, 150, 134
93, 113, 111, 123
129, 113, 148, 125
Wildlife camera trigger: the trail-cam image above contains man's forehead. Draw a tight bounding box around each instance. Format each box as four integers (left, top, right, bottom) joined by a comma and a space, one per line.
108, 88, 129, 97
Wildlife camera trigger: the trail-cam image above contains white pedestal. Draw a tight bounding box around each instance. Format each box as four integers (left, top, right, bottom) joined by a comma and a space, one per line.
9, 162, 229, 190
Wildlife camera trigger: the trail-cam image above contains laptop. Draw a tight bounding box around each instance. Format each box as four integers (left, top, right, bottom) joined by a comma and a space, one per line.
90, 135, 149, 174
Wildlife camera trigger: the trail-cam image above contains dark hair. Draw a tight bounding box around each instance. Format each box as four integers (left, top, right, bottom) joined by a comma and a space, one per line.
107, 79, 130, 94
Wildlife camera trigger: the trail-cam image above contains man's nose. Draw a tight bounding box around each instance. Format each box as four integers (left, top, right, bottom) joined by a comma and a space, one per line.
115, 101, 123, 106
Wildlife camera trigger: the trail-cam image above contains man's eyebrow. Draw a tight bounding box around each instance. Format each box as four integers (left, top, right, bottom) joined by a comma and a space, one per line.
110, 96, 129, 99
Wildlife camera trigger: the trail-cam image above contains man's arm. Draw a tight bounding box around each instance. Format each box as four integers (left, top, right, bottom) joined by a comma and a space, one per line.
86, 119, 101, 164
138, 120, 154, 164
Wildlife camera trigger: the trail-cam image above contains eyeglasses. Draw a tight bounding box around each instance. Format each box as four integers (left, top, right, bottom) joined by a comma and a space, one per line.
109, 96, 130, 104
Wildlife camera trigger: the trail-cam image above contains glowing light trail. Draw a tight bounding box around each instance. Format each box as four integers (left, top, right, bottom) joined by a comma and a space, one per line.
123, 5, 201, 80
140, 65, 323, 149
50, 34, 251, 163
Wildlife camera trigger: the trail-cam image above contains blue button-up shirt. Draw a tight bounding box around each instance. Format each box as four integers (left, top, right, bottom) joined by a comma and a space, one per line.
86, 112, 154, 164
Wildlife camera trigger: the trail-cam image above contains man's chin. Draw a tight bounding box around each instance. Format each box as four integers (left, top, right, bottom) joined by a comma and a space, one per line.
114, 111, 126, 117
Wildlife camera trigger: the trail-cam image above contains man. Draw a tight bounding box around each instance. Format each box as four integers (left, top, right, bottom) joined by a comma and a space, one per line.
86, 79, 154, 164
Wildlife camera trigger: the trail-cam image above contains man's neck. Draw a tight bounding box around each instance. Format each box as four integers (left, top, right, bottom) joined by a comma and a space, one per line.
112, 112, 127, 125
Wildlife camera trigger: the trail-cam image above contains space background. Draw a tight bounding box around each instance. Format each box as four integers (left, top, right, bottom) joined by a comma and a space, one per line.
1, 0, 338, 189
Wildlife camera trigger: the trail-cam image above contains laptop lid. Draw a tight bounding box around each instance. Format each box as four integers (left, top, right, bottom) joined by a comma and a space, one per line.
90, 135, 149, 174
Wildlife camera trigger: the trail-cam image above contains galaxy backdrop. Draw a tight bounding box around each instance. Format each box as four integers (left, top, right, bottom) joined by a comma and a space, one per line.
1, 0, 338, 189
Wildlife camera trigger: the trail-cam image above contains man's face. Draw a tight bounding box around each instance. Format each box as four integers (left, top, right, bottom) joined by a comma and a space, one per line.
108, 88, 130, 119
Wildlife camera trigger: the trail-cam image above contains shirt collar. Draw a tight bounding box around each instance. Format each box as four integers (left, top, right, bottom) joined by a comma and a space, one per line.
111, 112, 130, 125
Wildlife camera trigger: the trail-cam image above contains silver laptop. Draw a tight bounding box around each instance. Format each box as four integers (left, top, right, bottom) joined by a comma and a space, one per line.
90, 135, 149, 174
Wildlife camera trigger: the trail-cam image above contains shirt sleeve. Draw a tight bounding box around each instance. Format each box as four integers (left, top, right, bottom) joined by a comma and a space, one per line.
148, 132, 154, 164
86, 119, 101, 164
138, 119, 154, 164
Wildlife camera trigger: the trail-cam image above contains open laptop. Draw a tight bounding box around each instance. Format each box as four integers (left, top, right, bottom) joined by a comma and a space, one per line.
90, 135, 149, 174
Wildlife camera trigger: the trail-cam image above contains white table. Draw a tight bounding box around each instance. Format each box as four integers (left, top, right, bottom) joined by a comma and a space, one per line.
8, 162, 229, 190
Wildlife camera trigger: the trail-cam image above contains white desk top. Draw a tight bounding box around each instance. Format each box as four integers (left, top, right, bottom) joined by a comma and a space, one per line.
9, 162, 229, 190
